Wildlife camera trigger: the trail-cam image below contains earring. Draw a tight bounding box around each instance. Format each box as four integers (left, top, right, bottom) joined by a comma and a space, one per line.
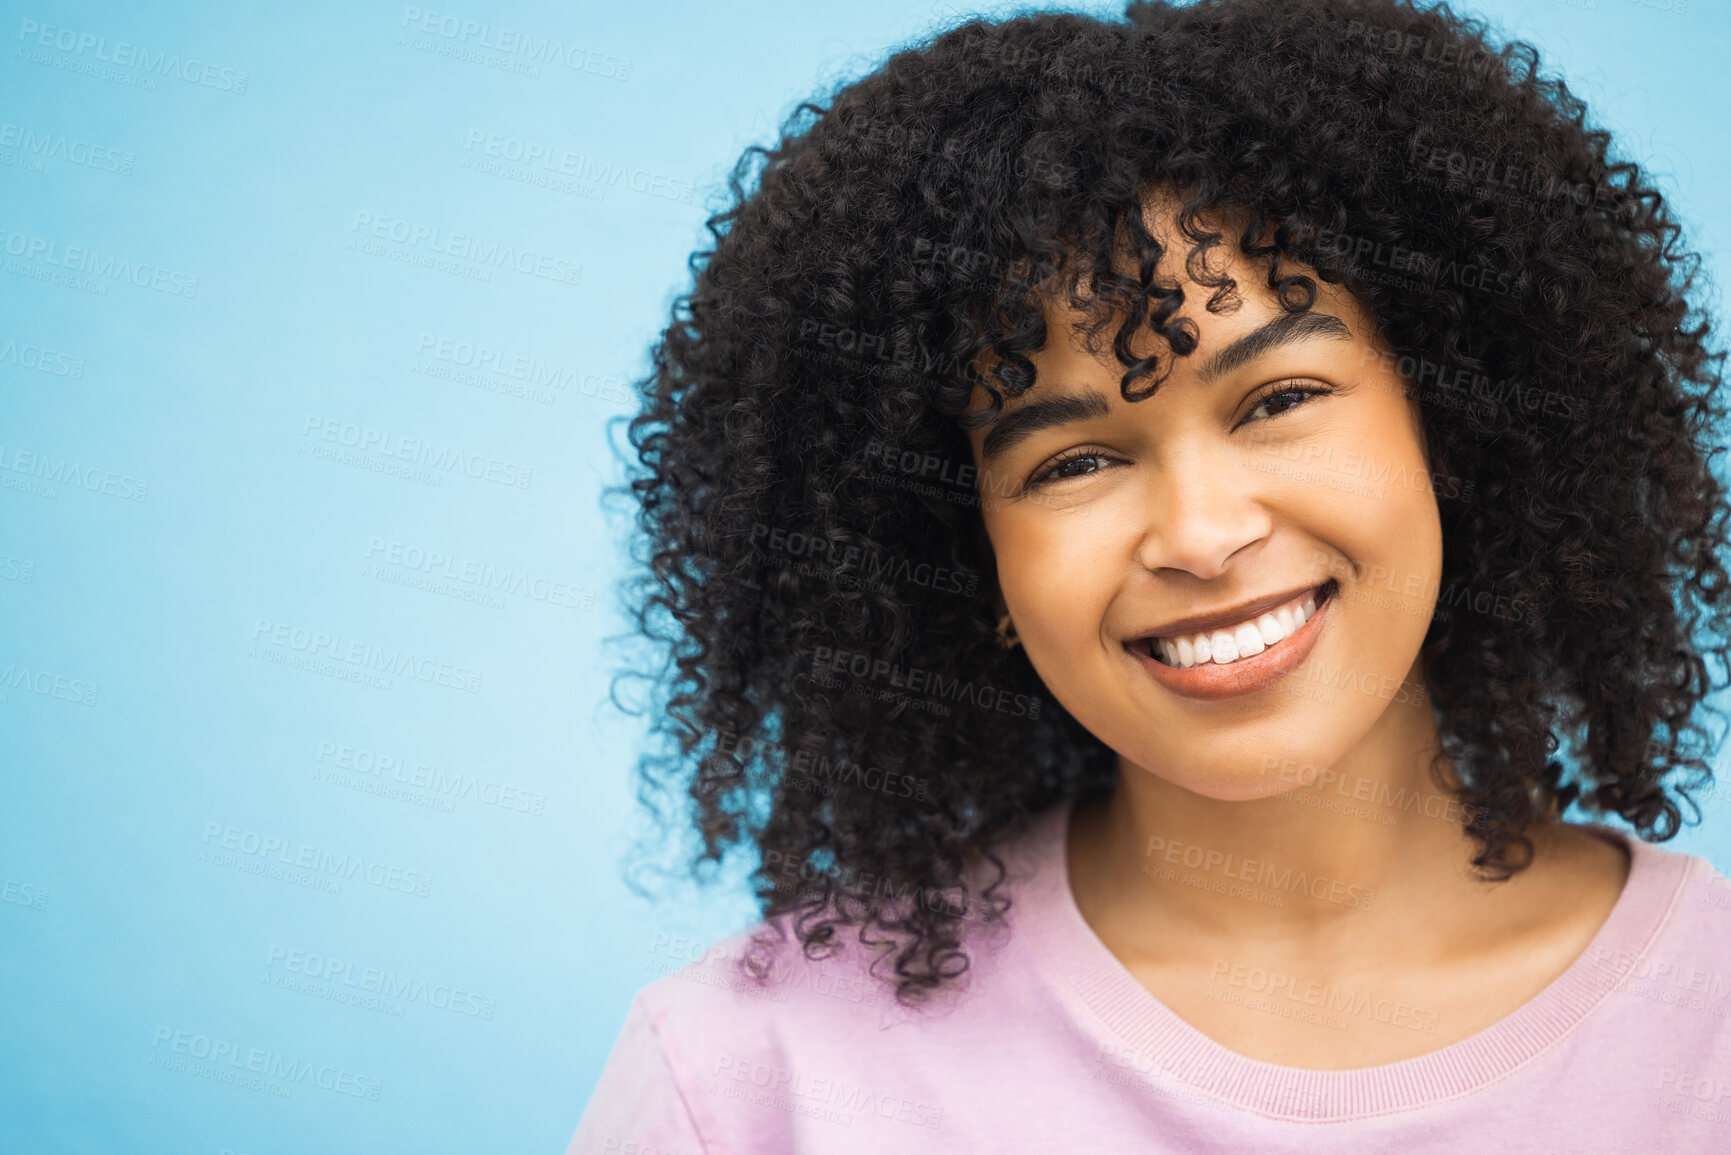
995, 612, 1021, 651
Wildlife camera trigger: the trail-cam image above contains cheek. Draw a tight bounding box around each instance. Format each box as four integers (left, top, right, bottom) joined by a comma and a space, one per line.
994, 506, 1129, 645
1335, 470, 1439, 563
1306, 427, 1445, 655
1356, 428, 1442, 563
1297, 401, 1442, 547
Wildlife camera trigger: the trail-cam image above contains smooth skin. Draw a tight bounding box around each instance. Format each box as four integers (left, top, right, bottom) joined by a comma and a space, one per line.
962, 199, 1629, 1070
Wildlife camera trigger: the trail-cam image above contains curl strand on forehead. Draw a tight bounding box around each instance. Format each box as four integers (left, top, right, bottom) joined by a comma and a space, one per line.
951, 192, 1344, 427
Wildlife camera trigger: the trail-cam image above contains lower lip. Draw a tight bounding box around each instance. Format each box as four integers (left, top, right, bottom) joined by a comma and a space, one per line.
1126, 586, 1336, 702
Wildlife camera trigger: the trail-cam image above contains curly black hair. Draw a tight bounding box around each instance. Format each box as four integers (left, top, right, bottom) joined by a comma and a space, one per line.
613, 0, 1731, 1006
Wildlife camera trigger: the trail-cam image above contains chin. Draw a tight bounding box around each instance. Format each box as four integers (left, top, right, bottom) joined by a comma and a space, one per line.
1129, 756, 1309, 803
1187, 781, 1286, 804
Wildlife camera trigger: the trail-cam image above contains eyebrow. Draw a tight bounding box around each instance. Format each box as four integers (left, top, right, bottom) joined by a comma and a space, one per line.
978, 310, 1354, 463
980, 390, 1113, 464
1195, 310, 1353, 384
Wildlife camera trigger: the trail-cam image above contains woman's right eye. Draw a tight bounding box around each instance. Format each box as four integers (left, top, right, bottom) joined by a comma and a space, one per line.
1027, 448, 1119, 490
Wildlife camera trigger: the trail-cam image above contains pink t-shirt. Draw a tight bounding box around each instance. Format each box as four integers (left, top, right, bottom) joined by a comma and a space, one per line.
569, 796, 1731, 1153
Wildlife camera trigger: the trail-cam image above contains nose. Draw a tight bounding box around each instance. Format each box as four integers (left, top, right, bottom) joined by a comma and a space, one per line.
1132, 452, 1273, 579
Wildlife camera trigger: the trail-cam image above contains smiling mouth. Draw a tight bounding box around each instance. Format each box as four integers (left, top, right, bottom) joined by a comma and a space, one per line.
1135, 580, 1339, 669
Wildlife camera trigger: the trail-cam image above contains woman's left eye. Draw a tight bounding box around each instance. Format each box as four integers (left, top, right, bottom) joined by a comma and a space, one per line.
1242, 384, 1333, 425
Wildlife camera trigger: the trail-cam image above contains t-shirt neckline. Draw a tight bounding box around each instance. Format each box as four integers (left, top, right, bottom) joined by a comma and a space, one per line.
1014, 794, 1695, 1120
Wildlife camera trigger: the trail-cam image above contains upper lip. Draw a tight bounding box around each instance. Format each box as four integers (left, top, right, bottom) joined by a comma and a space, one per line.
1127, 582, 1327, 642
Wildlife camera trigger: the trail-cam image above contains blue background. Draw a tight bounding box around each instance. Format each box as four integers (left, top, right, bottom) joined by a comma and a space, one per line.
1, 0, 1727, 1151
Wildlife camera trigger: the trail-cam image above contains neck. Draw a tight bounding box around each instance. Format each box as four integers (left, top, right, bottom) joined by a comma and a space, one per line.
1082, 667, 1515, 946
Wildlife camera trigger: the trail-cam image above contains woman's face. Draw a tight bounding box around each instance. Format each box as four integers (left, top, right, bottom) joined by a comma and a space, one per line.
964, 231, 1444, 802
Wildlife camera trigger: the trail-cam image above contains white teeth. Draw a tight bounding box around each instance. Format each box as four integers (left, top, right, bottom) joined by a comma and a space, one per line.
1211, 630, 1238, 663
1144, 587, 1325, 669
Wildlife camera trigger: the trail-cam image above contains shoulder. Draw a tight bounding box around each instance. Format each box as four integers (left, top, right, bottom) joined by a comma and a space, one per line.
636, 900, 1023, 1045
632, 803, 1070, 1059
1619, 833, 1731, 941
615, 913, 1013, 1143
1655, 842, 1731, 946
1580, 833, 1731, 1040
638, 916, 900, 1034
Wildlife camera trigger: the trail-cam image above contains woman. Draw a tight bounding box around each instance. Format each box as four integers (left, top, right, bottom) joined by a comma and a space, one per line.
574, 0, 1731, 1148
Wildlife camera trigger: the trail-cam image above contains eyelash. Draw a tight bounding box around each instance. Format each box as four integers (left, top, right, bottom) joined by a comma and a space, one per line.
1240, 381, 1334, 426
1022, 381, 1335, 491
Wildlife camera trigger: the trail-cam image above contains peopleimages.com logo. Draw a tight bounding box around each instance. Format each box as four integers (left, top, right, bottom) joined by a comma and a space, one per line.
148, 1027, 380, 1100
0, 659, 99, 706
249, 618, 483, 694
265, 945, 497, 1019
200, 822, 434, 897
809, 645, 1042, 719
16, 19, 250, 94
